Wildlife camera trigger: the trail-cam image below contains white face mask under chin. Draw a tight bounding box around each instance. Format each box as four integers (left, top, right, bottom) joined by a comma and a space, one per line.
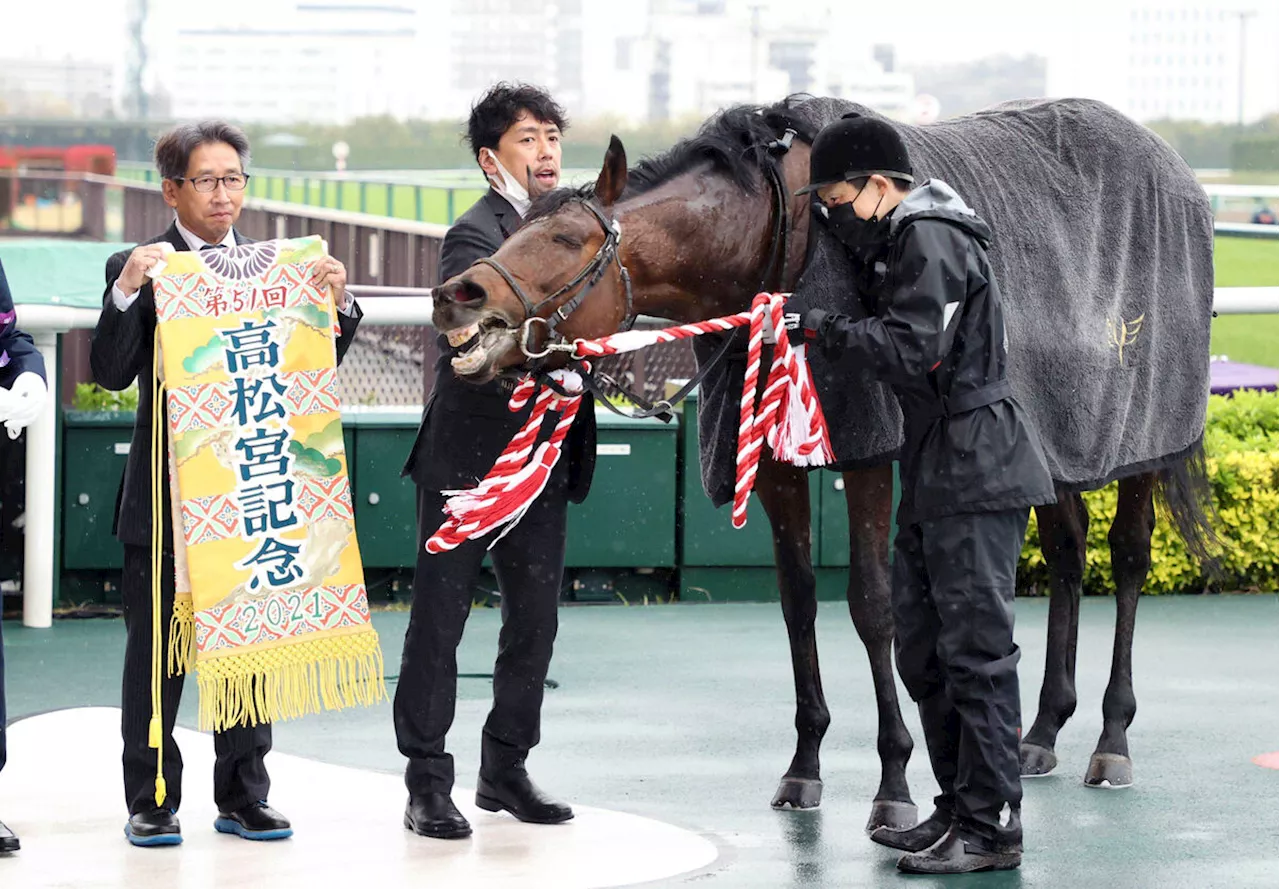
483, 151, 532, 217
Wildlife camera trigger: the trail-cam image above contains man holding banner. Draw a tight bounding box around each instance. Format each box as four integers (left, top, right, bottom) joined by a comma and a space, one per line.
90, 121, 364, 847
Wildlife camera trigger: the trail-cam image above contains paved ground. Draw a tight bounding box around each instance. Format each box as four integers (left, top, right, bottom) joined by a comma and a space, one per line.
3, 594, 1277, 887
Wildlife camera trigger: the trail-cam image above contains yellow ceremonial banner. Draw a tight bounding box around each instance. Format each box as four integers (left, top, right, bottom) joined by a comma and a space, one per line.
152, 235, 385, 732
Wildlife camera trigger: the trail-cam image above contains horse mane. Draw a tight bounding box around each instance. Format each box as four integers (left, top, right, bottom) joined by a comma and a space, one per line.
522, 93, 821, 225
523, 182, 597, 225
626, 94, 819, 196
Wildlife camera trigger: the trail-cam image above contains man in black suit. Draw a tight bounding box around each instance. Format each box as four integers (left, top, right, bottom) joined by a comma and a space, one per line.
396, 83, 596, 840
0, 257, 50, 855
89, 121, 361, 847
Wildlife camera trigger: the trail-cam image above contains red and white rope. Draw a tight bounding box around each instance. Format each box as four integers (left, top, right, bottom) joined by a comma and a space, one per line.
731, 293, 832, 528
572, 312, 752, 358
425, 293, 833, 552
425, 369, 584, 553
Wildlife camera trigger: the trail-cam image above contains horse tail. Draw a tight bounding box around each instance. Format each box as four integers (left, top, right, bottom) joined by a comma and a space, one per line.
1154, 439, 1222, 578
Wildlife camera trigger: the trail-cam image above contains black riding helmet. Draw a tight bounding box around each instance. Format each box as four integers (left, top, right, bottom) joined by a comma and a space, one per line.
795, 113, 914, 196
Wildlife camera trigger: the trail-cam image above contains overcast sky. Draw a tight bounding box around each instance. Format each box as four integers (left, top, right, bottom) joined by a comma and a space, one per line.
5, 0, 1100, 64
8, 0, 1278, 120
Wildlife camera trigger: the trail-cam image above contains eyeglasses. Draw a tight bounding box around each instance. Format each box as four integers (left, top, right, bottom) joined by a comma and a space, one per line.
173, 174, 251, 193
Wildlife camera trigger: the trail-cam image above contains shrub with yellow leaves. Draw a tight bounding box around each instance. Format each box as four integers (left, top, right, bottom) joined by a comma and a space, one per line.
1018, 390, 1279, 595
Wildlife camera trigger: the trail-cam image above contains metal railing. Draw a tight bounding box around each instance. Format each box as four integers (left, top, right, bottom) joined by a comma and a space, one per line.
115, 160, 488, 226
112, 160, 614, 225
1212, 222, 1279, 239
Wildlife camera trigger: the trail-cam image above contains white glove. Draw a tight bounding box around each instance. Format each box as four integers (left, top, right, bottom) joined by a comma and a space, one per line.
0, 372, 48, 439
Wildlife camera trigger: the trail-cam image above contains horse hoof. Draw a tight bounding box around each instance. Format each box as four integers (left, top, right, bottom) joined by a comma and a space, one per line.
865, 799, 918, 832
1084, 753, 1134, 789
1020, 742, 1058, 777
771, 778, 823, 810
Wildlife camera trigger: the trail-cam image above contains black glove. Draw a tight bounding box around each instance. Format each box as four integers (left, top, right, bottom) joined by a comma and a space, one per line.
779, 294, 826, 348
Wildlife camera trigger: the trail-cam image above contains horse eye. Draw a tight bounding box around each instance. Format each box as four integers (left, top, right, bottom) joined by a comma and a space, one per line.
552, 234, 582, 249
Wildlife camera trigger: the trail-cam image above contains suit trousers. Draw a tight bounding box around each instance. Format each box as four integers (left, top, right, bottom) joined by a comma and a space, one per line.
120, 545, 272, 815
394, 479, 568, 796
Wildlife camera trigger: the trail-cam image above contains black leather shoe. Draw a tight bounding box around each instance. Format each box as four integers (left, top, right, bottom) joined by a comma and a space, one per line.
897, 825, 1022, 874
0, 819, 19, 853
476, 773, 573, 824
404, 793, 472, 839
124, 808, 182, 847
870, 807, 951, 852
213, 802, 293, 841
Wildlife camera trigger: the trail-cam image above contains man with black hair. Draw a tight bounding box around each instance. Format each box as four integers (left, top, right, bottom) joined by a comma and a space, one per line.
787, 114, 1055, 875
397, 82, 595, 840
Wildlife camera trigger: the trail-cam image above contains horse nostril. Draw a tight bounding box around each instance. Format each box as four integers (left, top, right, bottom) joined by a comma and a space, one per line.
435, 279, 487, 307
456, 279, 487, 306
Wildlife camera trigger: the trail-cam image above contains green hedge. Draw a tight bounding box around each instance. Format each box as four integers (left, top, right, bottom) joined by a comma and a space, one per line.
72, 381, 138, 412
1018, 390, 1279, 595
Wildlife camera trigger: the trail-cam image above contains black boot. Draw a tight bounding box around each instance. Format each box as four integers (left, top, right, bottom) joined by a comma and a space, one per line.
476, 773, 573, 824
897, 823, 1022, 874
404, 793, 472, 839
869, 807, 950, 852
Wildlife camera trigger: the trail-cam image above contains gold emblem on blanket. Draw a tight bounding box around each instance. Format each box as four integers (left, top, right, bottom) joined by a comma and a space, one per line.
1106, 314, 1144, 367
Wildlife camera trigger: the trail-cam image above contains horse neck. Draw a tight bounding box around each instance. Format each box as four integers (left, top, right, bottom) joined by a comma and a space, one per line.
615, 170, 775, 324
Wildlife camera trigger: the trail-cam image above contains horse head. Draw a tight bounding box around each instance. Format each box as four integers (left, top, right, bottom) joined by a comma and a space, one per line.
432, 136, 633, 384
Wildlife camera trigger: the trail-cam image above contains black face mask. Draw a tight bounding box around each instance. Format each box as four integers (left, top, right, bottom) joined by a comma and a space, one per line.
825, 186, 891, 261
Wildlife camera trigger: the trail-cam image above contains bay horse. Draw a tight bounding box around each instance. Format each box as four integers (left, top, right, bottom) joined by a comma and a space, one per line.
429, 96, 1218, 831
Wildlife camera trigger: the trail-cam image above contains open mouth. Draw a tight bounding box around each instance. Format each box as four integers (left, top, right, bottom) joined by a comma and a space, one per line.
445, 315, 514, 377
446, 324, 479, 348
533, 169, 558, 188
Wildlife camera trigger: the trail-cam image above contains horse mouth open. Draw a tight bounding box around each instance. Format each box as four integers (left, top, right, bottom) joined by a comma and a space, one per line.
440, 313, 519, 382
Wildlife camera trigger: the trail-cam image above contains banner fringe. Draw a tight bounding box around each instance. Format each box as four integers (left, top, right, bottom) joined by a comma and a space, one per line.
196, 632, 387, 733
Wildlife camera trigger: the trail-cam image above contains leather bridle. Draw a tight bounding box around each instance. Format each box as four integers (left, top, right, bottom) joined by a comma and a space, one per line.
470, 198, 634, 361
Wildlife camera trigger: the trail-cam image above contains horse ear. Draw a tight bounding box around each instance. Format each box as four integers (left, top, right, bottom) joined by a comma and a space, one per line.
594, 135, 628, 207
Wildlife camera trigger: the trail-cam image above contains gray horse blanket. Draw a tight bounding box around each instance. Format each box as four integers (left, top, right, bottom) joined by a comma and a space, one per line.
697, 96, 1215, 507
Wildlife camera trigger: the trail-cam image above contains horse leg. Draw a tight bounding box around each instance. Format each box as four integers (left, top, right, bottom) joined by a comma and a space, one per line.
1020, 491, 1087, 776
840, 465, 916, 831
1085, 473, 1156, 788
754, 455, 829, 810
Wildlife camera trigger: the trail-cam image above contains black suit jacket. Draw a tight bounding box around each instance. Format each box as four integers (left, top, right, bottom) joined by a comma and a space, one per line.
402, 189, 596, 503
90, 222, 363, 548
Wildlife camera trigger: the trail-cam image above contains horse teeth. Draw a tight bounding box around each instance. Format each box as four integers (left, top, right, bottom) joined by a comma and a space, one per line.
451, 346, 485, 374
447, 323, 480, 347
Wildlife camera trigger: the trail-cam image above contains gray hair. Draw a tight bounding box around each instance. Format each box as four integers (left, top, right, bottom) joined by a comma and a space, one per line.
154, 121, 251, 181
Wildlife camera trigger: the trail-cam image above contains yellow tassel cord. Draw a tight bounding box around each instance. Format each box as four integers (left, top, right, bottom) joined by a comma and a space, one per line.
149, 336, 168, 808
167, 595, 195, 676
196, 631, 387, 733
